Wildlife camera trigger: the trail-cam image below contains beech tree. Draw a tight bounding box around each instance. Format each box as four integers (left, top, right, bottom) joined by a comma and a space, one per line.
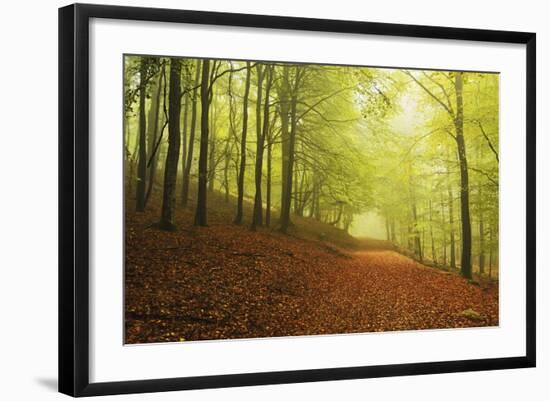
124, 55, 498, 277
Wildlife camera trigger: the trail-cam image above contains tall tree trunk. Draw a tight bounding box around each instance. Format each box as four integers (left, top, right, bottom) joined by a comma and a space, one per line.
251, 65, 272, 230
488, 225, 493, 278
293, 165, 299, 215
266, 131, 272, 227
222, 139, 231, 202
145, 66, 164, 208
279, 67, 291, 214
478, 184, 485, 275
194, 59, 211, 226
412, 201, 422, 262
280, 67, 301, 233
314, 181, 321, 221
440, 191, 447, 266
181, 60, 201, 207
135, 59, 148, 212
208, 97, 217, 193
448, 186, 456, 269
158, 58, 182, 230
408, 167, 422, 261
223, 70, 236, 203
234, 62, 251, 224
430, 200, 436, 264
454, 72, 472, 279
180, 92, 189, 204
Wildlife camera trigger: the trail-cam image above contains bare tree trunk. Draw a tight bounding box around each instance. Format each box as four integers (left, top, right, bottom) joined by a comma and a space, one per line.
478, 184, 485, 275
208, 97, 217, 193
412, 201, 422, 262
234, 62, 251, 224
135, 59, 148, 212
252, 66, 273, 230
280, 67, 302, 233
448, 186, 456, 269
181, 60, 201, 207
144, 67, 163, 207
279, 67, 291, 215
455, 72, 472, 279
266, 131, 272, 227
194, 59, 211, 226
180, 92, 189, 204
430, 200, 436, 264
158, 58, 182, 230
489, 225, 493, 278
440, 190, 447, 266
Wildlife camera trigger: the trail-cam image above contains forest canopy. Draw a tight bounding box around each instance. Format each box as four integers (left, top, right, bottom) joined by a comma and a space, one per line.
124, 55, 499, 280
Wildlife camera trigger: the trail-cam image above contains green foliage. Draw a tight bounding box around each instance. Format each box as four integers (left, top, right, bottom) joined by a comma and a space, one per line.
124, 55, 499, 276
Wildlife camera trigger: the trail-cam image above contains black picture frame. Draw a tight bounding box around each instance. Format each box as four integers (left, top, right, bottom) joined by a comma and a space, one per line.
59, 3, 536, 397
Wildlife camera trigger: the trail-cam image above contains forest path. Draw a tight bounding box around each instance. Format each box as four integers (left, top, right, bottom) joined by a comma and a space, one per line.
125, 205, 499, 343
305, 248, 498, 335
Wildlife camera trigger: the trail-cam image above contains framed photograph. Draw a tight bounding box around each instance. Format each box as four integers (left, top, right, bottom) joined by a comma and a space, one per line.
59, 3, 536, 397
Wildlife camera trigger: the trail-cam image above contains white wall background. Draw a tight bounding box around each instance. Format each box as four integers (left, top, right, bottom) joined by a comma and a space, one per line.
0, 0, 546, 399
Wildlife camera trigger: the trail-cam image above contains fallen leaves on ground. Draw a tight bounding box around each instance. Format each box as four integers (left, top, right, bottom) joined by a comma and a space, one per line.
125, 196, 498, 344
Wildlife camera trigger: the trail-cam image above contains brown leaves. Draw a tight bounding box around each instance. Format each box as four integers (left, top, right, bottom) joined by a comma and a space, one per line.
125, 196, 498, 344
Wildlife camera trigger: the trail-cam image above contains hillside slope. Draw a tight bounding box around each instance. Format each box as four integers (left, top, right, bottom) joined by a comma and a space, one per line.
125, 186, 498, 343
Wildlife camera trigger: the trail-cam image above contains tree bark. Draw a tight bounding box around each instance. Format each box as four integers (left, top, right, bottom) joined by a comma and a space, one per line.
429, 200, 436, 264
448, 186, 456, 269
144, 67, 163, 207
454, 72, 472, 279
279, 67, 291, 215
180, 92, 189, 204
135, 59, 148, 212
234, 62, 251, 224
266, 129, 273, 226
158, 58, 182, 230
207, 95, 217, 193
280, 67, 301, 233
478, 184, 485, 275
251, 65, 272, 230
194, 59, 211, 226
181, 60, 201, 207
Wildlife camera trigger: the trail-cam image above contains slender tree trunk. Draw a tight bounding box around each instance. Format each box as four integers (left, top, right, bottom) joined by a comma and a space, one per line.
144, 67, 163, 207
234, 62, 251, 224
135, 59, 148, 212
180, 92, 189, 204
477, 177, 485, 275
280, 67, 301, 233
440, 191, 447, 266
158, 58, 182, 230
279, 67, 291, 214
181, 60, 201, 207
208, 98, 217, 193
194, 59, 211, 226
223, 70, 236, 203
430, 200, 436, 264
454, 72, 472, 279
408, 168, 422, 261
293, 165, 299, 215
448, 186, 456, 269
266, 132, 272, 227
222, 139, 231, 202
412, 201, 422, 261
489, 225, 493, 278
252, 65, 272, 230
